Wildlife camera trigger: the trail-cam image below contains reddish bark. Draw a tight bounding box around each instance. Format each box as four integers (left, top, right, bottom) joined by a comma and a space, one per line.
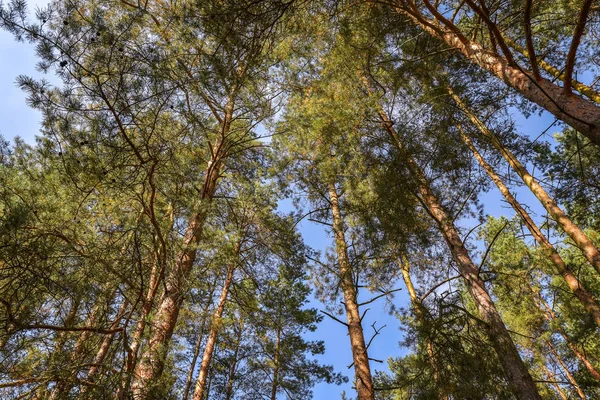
372, 97, 541, 399
328, 182, 375, 400
392, 2, 600, 146
192, 252, 239, 400
131, 99, 234, 398
458, 125, 600, 327
451, 90, 600, 275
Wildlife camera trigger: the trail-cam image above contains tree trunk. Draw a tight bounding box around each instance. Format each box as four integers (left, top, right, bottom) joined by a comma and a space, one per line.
505, 38, 600, 104
224, 317, 244, 400
77, 298, 129, 397
547, 339, 586, 399
541, 363, 569, 400
50, 286, 121, 398
450, 89, 600, 275
327, 182, 375, 400
458, 125, 600, 326
398, 257, 447, 400
117, 255, 163, 399
392, 3, 600, 146
131, 99, 233, 398
192, 251, 239, 400
182, 276, 219, 400
270, 325, 281, 400
529, 285, 600, 381
36, 296, 82, 398
0, 322, 15, 352
372, 100, 541, 399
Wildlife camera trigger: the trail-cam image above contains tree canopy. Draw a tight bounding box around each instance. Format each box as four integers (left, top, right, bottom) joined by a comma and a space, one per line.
1, 0, 600, 399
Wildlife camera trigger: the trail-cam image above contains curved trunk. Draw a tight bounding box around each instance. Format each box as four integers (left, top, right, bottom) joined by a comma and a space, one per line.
458, 125, 600, 326
327, 182, 375, 400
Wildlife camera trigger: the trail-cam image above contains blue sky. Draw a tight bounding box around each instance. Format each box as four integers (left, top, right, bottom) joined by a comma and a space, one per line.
0, 19, 405, 398
0, 4, 566, 399
1, 24, 43, 144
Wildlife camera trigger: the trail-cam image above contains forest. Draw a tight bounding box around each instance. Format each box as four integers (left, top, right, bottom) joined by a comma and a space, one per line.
1, 0, 600, 398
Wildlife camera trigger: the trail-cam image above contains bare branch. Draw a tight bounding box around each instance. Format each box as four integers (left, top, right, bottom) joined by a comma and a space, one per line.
319, 310, 348, 327
564, 0, 594, 94
523, 0, 540, 79
358, 288, 402, 307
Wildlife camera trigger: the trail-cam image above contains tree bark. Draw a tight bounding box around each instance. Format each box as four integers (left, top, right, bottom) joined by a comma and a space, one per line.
50, 286, 121, 398
506, 38, 600, 103
36, 296, 82, 398
458, 124, 600, 326
270, 325, 281, 400
182, 276, 219, 400
542, 363, 569, 400
76, 298, 129, 397
547, 339, 586, 399
131, 98, 234, 398
224, 317, 244, 400
192, 250, 239, 400
327, 182, 375, 400
529, 285, 600, 382
372, 98, 542, 399
391, 2, 600, 146
117, 255, 163, 399
399, 257, 447, 400
450, 89, 600, 276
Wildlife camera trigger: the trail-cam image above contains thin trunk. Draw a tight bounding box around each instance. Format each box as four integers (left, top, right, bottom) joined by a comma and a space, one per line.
77, 298, 129, 397
542, 363, 569, 400
458, 125, 600, 326
393, 4, 600, 145
0, 322, 15, 351
451, 89, 600, 275
547, 339, 586, 399
87, 300, 128, 379
131, 99, 233, 397
270, 325, 281, 400
327, 182, 375, 400
399, 257, 447, 400
371, 95, 541, 399
529, 284, 600, 381
224, 317, 244, 400
205, 363, 214, 400
192, 252, 238, 400
117, 255, 163, 399
50, 286, 120, 398
36, 296, 82, 398
523, 0, 540, 80
182, 276, 219, 400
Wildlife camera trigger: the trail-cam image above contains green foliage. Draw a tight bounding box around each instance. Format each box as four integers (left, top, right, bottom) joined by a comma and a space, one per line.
1, 0, 600, 398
